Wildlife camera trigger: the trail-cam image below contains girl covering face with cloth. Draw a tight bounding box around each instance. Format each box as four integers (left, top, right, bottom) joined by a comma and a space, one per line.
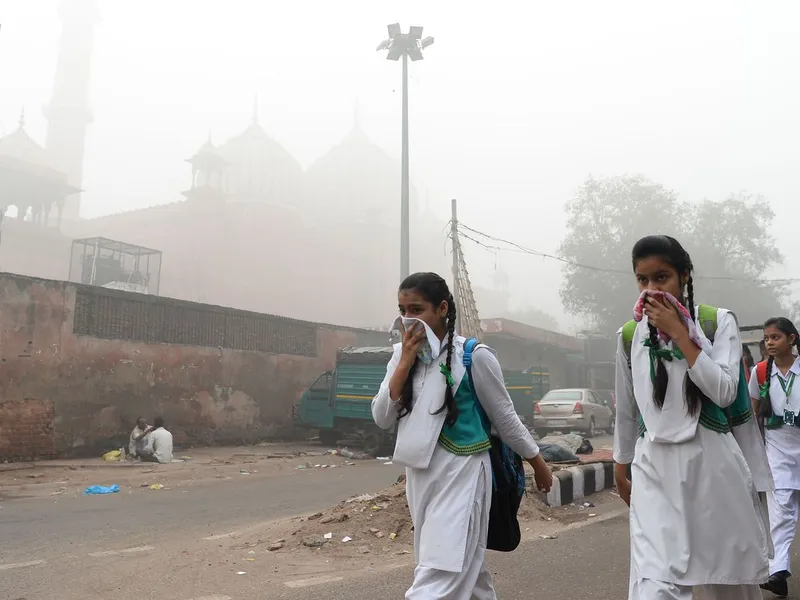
372, 272, 552, 600
614, 235, 771, 600
749, 317, 800, 597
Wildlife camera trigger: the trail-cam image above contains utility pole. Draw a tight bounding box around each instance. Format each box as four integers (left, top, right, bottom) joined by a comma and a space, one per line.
377, 24, 434, 281
400, 53, 409, 280
451, 199, 460, 331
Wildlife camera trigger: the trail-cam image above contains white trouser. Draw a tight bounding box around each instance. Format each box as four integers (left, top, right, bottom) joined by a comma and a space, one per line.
630, 579, 763, 600
768, 488, 800, 574
405, 472, 495, 600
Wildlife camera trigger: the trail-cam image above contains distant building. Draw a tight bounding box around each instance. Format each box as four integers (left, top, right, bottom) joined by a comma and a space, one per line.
0, 1, 447, 328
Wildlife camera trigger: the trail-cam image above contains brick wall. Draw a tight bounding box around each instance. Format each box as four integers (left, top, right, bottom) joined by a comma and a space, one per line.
0, 399, 56, 461
0, 273, 386, 460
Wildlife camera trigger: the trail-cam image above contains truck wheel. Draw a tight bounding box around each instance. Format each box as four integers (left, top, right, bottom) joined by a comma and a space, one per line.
319, 429, 341, 447
362, 432, 384, 457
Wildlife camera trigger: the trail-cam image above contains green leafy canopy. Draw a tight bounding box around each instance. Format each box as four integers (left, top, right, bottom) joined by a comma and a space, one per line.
559, 174, 788, 333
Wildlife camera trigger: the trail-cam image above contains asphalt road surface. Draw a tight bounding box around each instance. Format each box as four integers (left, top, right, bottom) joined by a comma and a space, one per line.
7, 434, 791, 600
0, 460, 405, 600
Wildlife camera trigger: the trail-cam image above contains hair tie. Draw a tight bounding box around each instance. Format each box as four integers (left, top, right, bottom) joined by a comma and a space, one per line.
439, 363, 455, 387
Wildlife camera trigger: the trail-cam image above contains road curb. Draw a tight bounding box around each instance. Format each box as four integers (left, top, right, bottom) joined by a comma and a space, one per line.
546, 462, 614, 507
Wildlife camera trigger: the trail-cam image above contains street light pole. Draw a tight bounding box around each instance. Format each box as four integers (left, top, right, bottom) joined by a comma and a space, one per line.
377, 24, 434, 281
400, 52, 409, 280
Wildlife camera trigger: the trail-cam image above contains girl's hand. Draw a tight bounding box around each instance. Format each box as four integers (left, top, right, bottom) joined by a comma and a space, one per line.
528, 455, 553, 493
614, 463, 631, 506
643, 296, 687, 339
399, 322, 426, 368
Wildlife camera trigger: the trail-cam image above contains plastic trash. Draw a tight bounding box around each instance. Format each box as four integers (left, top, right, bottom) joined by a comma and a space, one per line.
148, 484, 164, 490
83, 484, 120, 495
101, 450, 121, 462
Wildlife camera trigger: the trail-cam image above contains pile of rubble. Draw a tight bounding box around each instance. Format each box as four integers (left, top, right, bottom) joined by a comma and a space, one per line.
254, 472, 552, 557
255, 476, 412, 557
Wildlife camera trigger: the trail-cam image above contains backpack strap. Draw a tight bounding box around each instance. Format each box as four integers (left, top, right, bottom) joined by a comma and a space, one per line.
462, 337, 486, 434
756, 360, 769, 386
697, 304, 718, 342
463, 337, 479, 369
621, 320, 637, 367
463, 337, 525, 497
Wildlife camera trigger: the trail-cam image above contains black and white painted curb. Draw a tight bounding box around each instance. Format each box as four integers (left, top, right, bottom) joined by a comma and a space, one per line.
545, 462, 615, 507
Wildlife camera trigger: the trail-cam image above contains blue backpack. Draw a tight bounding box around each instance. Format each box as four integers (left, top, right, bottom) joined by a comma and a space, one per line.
464, 337, 526, 552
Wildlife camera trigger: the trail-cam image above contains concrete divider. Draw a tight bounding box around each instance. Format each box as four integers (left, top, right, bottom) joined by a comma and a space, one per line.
545, 462, 615, 507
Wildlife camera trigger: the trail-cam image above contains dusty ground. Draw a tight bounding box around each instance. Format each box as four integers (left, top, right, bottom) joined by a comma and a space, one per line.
219, 464, 618, 581
0, 438, 619, 599
0, 442, 372, 500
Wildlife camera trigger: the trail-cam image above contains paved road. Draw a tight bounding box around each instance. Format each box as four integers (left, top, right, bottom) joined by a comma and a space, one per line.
1, 434, 631, 600
270, 513, 791, 600
1, 446, 791, 600
0, 461, 405, 599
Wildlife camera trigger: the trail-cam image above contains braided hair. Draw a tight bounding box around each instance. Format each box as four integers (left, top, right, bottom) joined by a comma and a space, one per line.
758, 317, 800, 420
632, 236, 709, 415
396, 272, 459, 425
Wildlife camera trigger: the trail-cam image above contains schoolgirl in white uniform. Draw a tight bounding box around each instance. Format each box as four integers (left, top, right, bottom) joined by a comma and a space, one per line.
614, 235, 770, 600
749, 317, 800, 597
371, 272, 552, 600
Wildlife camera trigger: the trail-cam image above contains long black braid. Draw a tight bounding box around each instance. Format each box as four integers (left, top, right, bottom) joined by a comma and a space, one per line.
431, 293, 458, 425
632, 237, 708, 415
648, 322, 670, 409
683, 276, 707, 416
758, 317, 800, 420
395, 273, 458, 425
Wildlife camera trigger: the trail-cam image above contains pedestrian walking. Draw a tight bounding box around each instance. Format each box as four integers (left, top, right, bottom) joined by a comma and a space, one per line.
614, 235, 770, 600
372, 272, 552, 600
750, 317, 800, 597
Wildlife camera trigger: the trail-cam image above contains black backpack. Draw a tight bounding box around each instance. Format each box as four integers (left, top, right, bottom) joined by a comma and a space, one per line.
464, 338, 526, 552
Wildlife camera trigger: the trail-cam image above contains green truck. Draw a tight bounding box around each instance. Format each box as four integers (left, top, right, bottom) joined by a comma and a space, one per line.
294, 346, 550, 454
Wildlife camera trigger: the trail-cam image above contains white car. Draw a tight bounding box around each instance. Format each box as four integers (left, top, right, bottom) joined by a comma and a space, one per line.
533, 388, 614, 438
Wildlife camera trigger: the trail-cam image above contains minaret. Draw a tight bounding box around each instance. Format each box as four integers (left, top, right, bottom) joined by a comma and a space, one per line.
43, 0, 100, 222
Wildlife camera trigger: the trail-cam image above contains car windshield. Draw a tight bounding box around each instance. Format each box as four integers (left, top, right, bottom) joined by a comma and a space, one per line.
540, 391, 583, 403
596, 391, 613, 402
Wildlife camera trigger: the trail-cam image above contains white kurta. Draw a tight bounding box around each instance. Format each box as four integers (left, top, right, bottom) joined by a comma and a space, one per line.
748, 358, 800, 575
614, 309, 769, 589
748, 358, 800, 491
372, 336, 538, 599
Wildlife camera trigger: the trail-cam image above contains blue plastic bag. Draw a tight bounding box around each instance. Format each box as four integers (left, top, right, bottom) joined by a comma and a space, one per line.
83, 484, 120, 495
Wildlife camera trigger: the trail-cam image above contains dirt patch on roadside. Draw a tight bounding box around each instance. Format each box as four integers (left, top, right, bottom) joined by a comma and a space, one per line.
197, 480, 617, 585
230, 472, 567, 561
0, 443, 369, 499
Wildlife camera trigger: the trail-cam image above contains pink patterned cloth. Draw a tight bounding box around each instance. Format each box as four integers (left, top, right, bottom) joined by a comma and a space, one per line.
633, 290, 704, 347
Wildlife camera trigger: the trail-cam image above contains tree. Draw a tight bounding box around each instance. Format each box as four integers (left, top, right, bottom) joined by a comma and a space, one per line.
559, 175, 787, 333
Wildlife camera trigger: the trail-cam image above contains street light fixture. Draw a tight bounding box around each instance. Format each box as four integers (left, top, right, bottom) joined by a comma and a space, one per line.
377, 24, 434, 281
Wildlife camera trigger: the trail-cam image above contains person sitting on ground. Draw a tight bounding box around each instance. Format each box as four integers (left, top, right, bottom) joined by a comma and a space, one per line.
138, 417, 173, 464
128, 417, 151, 459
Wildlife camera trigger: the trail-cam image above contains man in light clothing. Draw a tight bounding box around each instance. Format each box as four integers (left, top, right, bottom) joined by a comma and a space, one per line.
128, 417, 151, 459
139, 417, 173, 464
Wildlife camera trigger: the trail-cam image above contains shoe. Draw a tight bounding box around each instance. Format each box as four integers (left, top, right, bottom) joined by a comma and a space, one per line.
760, 571, 790, 598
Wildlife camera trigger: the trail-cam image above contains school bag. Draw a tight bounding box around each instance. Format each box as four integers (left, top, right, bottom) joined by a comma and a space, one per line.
463, 337, 526, 553
621, 304, 753, 431
754, 360, 785, 430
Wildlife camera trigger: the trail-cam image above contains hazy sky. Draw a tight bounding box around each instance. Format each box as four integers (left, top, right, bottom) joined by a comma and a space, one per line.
2, 1, 799, 329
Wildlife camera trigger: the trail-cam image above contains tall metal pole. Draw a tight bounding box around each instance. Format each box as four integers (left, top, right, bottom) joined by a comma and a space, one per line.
400, 53, 410, 280
451, 199, 460, 330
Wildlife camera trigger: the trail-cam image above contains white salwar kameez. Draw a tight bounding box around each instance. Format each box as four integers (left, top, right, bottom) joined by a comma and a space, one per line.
615, 308, 769, 600
372, 336, 539, 600
749, 357, 800, 576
